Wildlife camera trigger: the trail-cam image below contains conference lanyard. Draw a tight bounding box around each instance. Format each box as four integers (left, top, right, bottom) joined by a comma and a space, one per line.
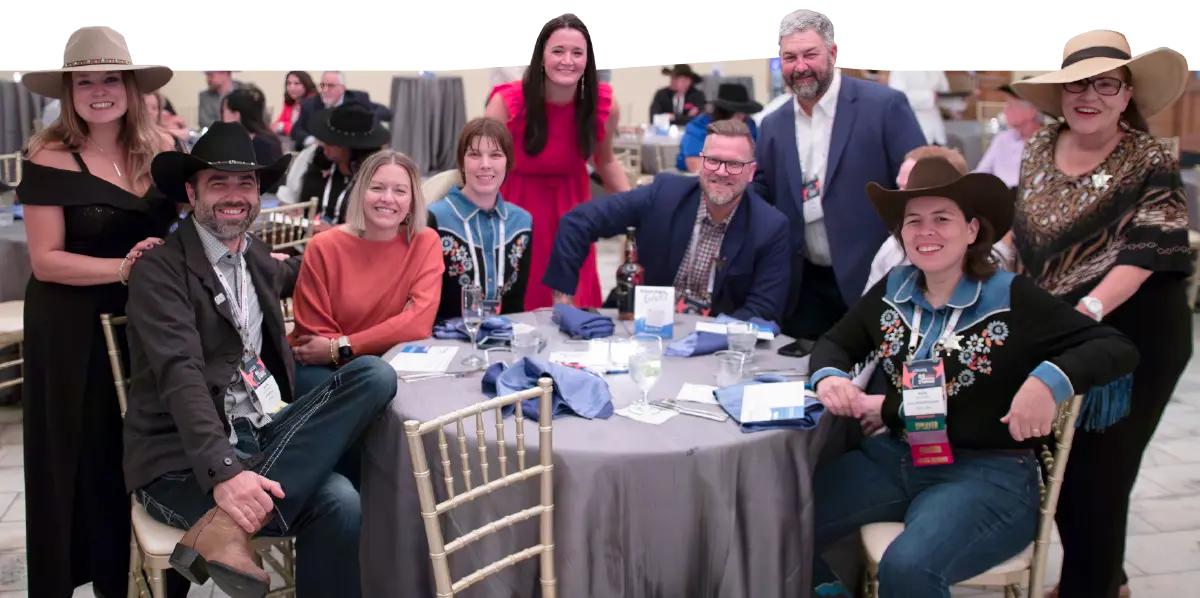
460, 210, 506, 300
907, 306, 964, 362
212, 252, 251, 348
321, 174, 349, 222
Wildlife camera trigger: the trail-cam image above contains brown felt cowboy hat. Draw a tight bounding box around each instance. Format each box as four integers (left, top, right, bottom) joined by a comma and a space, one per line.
1010, 30, 1189, 119
152, 122, 292, 202
866, 156, 1014, 237
21, 26, 172, 99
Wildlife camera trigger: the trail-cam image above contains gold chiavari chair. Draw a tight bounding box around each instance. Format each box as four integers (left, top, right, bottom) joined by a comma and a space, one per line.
421, 169, 464, 204
859, 394, 1084, 598
0, 153, 21, 187
258, 200, 318, 251
0, 301, 23, 394
1187, 228, 1200, 310
404, 377, 557, 598
99, 314, 297, 598
280, 298, 296, 334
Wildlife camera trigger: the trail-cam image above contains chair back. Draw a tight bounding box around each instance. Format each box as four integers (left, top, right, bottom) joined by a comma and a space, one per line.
99, 314, 131, 416
1028, 394, 1084, 594
0, 153, 20, 187
259, 199, 318, 250
403, 377, 557, 598
422, 170, 464, 204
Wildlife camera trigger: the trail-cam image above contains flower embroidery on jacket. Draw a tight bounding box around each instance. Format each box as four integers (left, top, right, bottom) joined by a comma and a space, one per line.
877, 309, 906, 359
945, 320, 1008, 396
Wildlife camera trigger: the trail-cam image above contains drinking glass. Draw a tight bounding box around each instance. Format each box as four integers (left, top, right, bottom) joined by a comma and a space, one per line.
628, 334, 663, 416
461, 284, 485, 368
714, 350, 745, 388
727, 321, 759, 362
511, 331, 542, 359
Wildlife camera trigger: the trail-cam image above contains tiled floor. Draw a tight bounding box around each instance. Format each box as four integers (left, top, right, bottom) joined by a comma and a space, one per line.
3, 238, 1198, 596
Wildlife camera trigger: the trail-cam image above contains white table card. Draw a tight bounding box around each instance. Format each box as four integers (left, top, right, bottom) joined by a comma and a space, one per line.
634, 286, 675, 339
388, 346, 457, 373
693, 321, 776, 341
739, 382, 814, 423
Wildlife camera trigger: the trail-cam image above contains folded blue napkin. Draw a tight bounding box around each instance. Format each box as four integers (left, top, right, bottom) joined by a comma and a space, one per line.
433, 316, 512, 347
714, 374, 825, 432
482, 357, 614, 420
665, 315, 782, 357
552, 304, 614, 340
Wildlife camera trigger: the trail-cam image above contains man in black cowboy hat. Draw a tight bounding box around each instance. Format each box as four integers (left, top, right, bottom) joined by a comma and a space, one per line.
122, 122, 397, 598
677, 83, 763, 172
651, 64, 707, 126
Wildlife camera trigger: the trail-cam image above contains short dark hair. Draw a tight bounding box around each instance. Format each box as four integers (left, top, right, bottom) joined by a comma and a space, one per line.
456, 117, 515, 180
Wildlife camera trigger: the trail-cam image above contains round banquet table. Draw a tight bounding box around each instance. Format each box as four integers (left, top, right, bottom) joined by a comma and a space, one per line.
359, 311, 855, 598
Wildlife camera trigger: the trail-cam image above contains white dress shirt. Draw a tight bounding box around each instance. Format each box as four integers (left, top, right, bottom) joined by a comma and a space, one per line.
794, 69, 842, 267
887, 71, 950, 146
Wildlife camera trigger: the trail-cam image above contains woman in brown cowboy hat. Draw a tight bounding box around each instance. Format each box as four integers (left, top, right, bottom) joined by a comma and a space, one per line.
805, 157, 1138, 597
1008, 30, 1191, 598
17, 26, 189, 598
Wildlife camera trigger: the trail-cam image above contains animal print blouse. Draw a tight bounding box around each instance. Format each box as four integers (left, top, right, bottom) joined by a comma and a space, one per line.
1012, 121, 1191, 302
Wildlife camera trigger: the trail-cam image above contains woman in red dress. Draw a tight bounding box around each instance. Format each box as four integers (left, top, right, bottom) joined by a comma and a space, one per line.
485, 13, 631, 310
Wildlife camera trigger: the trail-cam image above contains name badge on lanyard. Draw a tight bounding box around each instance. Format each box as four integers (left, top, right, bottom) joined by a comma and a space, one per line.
801, 178, 823, 224
213, 255, 284, 415
900, 306, 962, 467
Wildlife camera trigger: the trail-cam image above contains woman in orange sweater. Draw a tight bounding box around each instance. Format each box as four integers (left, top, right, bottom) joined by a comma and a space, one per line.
288, 149, 445, 397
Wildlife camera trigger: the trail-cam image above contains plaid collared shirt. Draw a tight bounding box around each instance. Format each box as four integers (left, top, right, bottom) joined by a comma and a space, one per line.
673, 200, 735, 307
192, 219, 270, 445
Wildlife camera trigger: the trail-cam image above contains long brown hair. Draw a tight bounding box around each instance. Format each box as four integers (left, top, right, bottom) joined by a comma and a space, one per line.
521, 14, 600, 157
26, 72, 164, 195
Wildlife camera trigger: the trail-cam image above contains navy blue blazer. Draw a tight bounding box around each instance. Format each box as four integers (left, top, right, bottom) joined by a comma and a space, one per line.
751, 76, 926, 307
543, 173, 791, 322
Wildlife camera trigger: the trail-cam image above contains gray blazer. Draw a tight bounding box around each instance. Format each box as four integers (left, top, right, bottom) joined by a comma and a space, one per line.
122, 219, 301, 494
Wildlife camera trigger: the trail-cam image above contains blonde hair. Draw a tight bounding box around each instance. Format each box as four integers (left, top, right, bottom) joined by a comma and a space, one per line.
344, 150, 428, 242
904, 145, 968, 174
26, 72, 164, 195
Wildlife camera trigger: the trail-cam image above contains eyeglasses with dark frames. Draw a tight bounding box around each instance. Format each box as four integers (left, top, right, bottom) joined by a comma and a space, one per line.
700, 154, 755, 175
1062, 76, 1126, 96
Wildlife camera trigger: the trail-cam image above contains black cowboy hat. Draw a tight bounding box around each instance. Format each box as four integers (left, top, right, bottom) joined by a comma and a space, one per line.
151, 122, 292, 202
711, 83, 763, 114
308, 101, 391, 149
661, 64, 703, 83
865, 156, 1014, 237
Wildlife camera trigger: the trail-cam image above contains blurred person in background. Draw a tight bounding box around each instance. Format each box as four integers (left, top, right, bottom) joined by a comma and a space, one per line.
272, 70, 318, 137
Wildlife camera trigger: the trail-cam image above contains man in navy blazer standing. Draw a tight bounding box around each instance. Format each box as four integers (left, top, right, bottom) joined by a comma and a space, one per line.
752, 9, 926, 344
544, 119, 791, 322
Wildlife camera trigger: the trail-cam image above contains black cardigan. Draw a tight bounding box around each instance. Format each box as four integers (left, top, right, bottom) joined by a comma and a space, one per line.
809, 267, 1140, 450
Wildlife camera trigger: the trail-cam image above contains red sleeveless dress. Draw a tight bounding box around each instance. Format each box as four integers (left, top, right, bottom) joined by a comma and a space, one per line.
491, 80, 610, 310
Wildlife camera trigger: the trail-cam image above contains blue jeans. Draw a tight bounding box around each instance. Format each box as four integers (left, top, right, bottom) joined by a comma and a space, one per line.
813, 433, 1041, 598
135, 356, 398, 598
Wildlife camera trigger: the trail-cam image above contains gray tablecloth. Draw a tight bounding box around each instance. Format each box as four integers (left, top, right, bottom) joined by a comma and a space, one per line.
0, 222, 29, 302
361, 311, 851, 598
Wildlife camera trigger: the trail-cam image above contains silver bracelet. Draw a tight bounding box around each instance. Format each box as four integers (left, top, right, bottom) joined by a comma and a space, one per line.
118, 256, 131, 285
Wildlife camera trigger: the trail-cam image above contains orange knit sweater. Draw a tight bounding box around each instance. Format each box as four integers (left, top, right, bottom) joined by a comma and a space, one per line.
289, 226, 445, 356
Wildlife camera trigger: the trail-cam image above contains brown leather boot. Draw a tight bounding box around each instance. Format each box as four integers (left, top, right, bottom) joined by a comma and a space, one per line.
168, 506, 271, 598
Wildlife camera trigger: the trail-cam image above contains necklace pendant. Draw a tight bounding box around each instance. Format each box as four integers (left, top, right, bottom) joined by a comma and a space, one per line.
114, 164, 122, 177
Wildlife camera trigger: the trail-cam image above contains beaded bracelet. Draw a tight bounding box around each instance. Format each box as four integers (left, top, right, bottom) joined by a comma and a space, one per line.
118, 256, 132, 286
329, 338, 339, 365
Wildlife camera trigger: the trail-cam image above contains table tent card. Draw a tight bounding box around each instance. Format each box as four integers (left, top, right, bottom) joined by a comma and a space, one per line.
634, 286, 674, 339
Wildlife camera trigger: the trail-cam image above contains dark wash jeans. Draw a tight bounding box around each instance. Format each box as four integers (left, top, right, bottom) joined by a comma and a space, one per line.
135, 356, 398, 598
812, 433, 1041, 598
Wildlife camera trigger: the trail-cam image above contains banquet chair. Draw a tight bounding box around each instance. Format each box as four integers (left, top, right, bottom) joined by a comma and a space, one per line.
858, 394, 1083, 598
258, 199, 318, 251
422, 169, 464, 204
99, 313, 298, 598
404, 377, 558, 597
1187, 229, 1200, 309
0, 301, 23, 393
0, 153, 20, 187
281, 298, 296, 334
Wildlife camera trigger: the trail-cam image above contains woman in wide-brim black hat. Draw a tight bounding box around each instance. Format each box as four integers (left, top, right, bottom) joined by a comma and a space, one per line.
293, 102, 390, 232
806, 156, 1138, 598
1008, 29, 1191, 598
675, 83, 763, 172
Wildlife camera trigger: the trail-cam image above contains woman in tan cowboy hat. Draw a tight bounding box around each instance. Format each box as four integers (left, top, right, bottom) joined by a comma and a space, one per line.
16, 26, 189, 598
1008, 30, 1191, 598
804, 156, 1138, 598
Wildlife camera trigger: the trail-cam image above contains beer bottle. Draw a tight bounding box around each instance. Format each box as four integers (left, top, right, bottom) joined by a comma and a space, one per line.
615, 226, 645, 320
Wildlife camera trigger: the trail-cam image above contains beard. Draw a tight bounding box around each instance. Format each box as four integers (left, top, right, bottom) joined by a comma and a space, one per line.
193, 197, 259, 241
701, 176, 743, 206
788, 57, 835, 101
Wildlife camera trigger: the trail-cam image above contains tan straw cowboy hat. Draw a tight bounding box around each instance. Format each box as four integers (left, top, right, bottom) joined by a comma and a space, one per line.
21, 26, 172, 99
1010, 30, 1189, 119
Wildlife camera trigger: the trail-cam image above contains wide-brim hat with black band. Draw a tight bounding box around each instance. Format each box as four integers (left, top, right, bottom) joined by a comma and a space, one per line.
865, 156, 1014, 237
307, 102, 391, 149
711, 83, 763, 114
21, 26, 172, 99
661, 64, 703, 83
1010, 30, 1189, 119
151, 122, 292, 202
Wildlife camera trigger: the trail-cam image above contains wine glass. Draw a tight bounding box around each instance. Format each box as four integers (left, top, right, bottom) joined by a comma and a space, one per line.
461, 284, 485, 368
627, 333, 663, 416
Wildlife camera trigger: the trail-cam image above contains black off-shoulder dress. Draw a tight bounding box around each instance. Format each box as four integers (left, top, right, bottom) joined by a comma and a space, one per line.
18, 154, 179, 597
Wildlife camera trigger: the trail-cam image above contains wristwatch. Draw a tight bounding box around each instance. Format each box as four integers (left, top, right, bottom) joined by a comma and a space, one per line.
1079, 296, 1103, 321
337, 336, 354, 362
